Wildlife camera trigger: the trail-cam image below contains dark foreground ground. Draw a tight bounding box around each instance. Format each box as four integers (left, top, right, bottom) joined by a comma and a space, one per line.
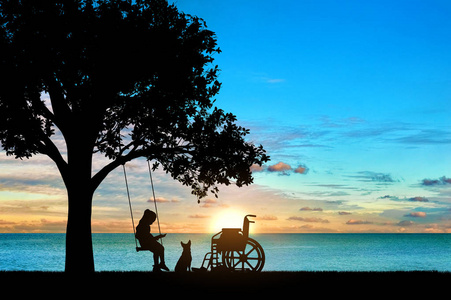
2, 271, 449, 296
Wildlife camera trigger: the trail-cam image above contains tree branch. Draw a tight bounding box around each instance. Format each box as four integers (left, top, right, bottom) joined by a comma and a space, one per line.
90, 149, 147, 193
38, 133, 69, 185
47, 76, 72, 132
89, 144, 196, 193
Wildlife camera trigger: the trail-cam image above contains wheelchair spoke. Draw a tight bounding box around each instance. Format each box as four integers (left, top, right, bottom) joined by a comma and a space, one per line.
246, 256, 260, 260
245, 246, 257, 257
233, 260, 241, 268
245, 260, 255, 270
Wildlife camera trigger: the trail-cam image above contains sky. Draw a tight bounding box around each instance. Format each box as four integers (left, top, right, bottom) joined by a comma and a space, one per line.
0, 0, 450, 233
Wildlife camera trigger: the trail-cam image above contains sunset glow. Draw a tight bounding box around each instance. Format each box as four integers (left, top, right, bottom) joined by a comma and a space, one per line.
0, 0, 450, 234
210, 210, 246, 233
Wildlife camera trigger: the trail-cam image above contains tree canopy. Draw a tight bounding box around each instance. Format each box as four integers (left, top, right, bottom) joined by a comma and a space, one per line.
0, 0, 269, 201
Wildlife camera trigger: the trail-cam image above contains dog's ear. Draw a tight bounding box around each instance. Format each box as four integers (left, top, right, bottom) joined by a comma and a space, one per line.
180, 241, 184, 246
188, 240, 191, 246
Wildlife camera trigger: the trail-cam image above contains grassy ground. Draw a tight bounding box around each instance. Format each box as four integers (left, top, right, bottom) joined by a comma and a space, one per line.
1, 270, 449, 295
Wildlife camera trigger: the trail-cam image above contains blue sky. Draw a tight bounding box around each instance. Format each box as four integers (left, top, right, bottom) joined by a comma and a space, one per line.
0, 0, 450, 233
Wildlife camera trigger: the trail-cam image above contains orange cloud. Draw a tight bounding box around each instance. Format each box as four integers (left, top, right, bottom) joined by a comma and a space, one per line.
287, 216, 329, 223
199, 198, 228, 208
188, 214, 210, 219
405, 212, 426, 218
258, 215, 278, 221
148, 197, 179, 203
294, 165, 309, 174
300, 207, 322, 211
266, 162, 309, 175
250, 164, 264, 172
346, 219, 373, 225
267, 162, 291, 172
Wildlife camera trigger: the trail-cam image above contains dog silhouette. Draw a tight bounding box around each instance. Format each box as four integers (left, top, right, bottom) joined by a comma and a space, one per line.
175, 240, 192, 272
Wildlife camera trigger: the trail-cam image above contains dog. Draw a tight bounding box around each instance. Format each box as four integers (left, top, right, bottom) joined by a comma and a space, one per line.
175, 240, 192, 272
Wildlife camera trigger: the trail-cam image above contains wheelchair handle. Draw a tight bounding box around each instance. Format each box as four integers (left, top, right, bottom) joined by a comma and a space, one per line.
243, 215, 257, 238
245, 214, 256, 223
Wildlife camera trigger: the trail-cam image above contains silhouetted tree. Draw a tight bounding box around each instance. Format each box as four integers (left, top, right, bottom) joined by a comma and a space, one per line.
0, 0, 269, 273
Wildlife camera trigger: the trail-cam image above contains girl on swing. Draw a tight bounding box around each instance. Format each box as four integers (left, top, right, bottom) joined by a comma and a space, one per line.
135, 209, 169, 271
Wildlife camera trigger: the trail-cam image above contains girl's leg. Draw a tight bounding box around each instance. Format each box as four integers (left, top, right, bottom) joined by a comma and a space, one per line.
153, 251, 158, 266
155, 243, 169, 271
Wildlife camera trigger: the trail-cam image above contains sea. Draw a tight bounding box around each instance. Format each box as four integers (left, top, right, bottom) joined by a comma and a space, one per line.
0, 233, 450, 272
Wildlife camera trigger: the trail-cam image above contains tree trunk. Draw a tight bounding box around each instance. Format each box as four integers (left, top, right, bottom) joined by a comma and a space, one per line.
65, 184, 95, 272
65, 176, 95, 273
64, 137, 96, 273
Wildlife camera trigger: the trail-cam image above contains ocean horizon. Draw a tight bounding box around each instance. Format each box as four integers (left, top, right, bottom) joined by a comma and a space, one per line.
1, 233, 450, 272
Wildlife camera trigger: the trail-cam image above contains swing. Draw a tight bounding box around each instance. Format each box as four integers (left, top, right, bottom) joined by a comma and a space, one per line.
122, 160, 163, 252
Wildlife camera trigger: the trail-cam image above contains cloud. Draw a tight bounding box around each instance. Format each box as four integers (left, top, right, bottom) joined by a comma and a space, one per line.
378, 195, 400, 200
346, 219, 373, 225
257, 215, 278, 221
378, 195, 431, 203
198, 198, 228, 208
241, 121, 331, 162
199, 198, 217, 208
287, 216, 329, 223
267, 162, 291, 173
394, 129, 451, 145
300, 207, 323, 211
188, 214, 210, 219
338, 211, 352, 215
0, 199, 66, 217
0, 218, 68, 233
397, 220, 414, 226
422, 176, 451, 186
424, 224, 451, 233
250, 164, 264, 173
147, 197, 179, 203
405, 212, 427, 218
409, 196, 429, 202
347, 171, 398, 183
294, 165, 309, 175
0, 173, 65, 196
266, 162, 309, 176
0, 219, 16, 225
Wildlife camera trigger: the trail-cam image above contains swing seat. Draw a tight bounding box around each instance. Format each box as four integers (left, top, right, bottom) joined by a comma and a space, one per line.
136, 247, 149, 252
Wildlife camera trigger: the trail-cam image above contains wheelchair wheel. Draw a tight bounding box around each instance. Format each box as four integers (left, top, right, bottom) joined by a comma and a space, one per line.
222, 237, 265, 272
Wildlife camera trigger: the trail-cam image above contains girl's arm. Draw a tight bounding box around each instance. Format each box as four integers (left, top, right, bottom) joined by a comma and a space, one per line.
155, 233, 167, 240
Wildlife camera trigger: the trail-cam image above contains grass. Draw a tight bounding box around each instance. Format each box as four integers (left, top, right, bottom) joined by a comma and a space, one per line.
1, 270, 449, 295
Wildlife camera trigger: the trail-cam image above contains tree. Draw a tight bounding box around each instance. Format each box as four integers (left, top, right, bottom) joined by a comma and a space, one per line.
0, 0, 269, 273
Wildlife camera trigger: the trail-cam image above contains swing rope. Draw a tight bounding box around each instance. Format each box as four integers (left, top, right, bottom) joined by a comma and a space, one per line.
123, 164, 137, 248
147, 160, 163, 246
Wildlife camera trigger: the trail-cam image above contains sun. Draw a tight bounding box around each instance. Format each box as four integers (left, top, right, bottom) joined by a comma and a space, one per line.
210, 209, 246, 232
